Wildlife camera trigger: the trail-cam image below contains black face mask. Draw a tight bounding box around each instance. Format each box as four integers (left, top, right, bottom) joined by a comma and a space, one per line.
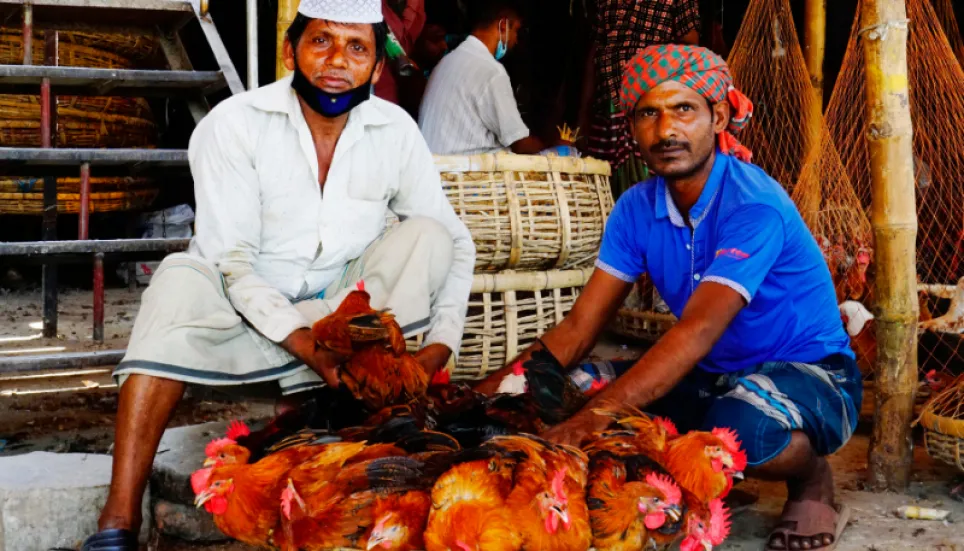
291, 62, 374, 118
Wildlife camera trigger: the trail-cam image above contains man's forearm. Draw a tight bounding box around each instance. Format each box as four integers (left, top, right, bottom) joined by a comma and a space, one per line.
578, 317, 717, 413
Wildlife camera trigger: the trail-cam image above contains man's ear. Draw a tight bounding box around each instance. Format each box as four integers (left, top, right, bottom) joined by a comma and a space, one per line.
283, 36, 296, 71
371, 57, 386, 86
712, 101, 730, 134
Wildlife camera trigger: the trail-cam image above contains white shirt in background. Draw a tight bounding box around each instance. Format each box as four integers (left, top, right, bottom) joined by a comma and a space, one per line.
187, 76, 475, 354
418, 36, 530, 155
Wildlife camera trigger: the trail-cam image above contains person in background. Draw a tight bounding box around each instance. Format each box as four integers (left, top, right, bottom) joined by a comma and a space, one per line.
375, 0, 426, 113
418, 0, 549, 156
577, 0, 701, 195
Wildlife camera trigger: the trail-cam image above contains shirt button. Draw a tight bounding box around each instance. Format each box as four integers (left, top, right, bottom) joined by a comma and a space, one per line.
694, 273, 701, 281
686, 244, 692, 250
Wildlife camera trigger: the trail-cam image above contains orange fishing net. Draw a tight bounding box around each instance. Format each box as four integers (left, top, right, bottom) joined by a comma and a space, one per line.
727, 0, 817, 191
826, 0, 964, 379
933, 0, 964, 68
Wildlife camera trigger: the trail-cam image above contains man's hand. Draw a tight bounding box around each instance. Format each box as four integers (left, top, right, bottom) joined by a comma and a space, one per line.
541, 409, 610, 447
414, 343, 451, 379
281, 328, 346, 388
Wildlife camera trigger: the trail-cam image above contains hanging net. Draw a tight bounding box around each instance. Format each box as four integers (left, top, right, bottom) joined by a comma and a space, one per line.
727, 0, 818, 191
825, 0, 964, 380
918, 371, 964, 473
933, 0, 964, 68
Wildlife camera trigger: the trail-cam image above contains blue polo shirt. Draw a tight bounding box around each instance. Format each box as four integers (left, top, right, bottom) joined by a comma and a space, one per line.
597, 152, 853, 373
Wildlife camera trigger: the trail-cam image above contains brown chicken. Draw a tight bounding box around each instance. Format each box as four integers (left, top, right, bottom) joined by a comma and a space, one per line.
464, 435, 592, 551
661, 428, 747, 503
275, 442, 406, 551
423, 450, 521, 551
836, 245, 873, 304
679, 498, 731, 551
363, 490, 434, 551
586, 454, 684, 551
193, 452, 296, 547
312, 284, 430, 411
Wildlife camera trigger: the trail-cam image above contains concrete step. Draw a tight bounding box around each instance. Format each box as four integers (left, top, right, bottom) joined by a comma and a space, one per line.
0, 452, 149, 551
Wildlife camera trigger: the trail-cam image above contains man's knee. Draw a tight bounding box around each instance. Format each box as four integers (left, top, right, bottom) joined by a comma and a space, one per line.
392, 217, 455, 266
702, 396, 798, 468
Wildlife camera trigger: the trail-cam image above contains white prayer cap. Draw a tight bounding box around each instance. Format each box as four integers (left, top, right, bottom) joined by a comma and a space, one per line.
298, 0, 384, 24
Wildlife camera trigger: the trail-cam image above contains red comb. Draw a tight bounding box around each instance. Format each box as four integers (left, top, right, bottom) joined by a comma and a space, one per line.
356, 280, 365, 291
431, 369, 451, 386
551, 468, 568, 502
456, 541, 473, 551
191, 467, 213, 495
708, 499, 732, 544
205, 437, 235, 458
926, 369, 937, 379
511, 361, 525, 376
711, 427, 743, 454
225, 420, 250, 441
655, 417, 679, 437
731, 448, 748, 472
645, 472, 682, 506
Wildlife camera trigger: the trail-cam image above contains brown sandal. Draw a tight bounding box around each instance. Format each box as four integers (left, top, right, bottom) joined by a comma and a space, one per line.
765, 500, 851, 551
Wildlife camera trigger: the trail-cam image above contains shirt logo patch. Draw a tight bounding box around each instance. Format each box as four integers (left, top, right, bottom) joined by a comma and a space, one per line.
716, 248, 750, 260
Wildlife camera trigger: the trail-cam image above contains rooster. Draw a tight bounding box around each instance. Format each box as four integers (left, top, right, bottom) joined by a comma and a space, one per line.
586, 455, 684, 551
836, 245, 873, 303
679, 498, 731, 551
423, 449, 521, 551
364, 490, 434, 551
312, 282, 430, 411
193, 453, 295, 547
661, 428, 747, 503
495, 348, 591, 425
487, 435, 592, 551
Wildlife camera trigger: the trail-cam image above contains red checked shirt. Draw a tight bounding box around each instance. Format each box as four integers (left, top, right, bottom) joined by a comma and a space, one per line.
593, 0, 701, 107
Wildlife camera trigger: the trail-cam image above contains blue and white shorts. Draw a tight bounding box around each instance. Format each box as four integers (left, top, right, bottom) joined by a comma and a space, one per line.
605, 354, 862, 467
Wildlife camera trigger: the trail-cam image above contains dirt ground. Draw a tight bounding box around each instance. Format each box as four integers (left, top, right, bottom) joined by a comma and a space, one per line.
2, 288, 964, 550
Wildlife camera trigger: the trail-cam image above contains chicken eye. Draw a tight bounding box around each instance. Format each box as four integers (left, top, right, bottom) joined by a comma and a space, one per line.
653, 498, 661, 504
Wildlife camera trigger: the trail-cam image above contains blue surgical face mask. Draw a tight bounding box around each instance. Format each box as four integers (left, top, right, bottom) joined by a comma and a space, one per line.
495, 19, 508, 61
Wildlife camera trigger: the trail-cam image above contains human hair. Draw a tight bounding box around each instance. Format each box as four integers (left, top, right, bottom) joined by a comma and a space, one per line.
286, 13, 389, 61
469, 0, 522, 31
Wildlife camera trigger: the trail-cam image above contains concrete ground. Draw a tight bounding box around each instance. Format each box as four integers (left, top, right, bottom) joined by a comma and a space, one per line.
1, 288, 963, 550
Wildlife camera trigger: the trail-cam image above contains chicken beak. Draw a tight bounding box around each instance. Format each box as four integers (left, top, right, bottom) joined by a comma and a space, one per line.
701, 539, 714, 551
721, 455, 735, 469
366, 536, 383, 550
551, 506, 570, 527
731, 471, 745, 481
194, 489, 213, 509
666, 505, 682, 523
202, 457, 217, 468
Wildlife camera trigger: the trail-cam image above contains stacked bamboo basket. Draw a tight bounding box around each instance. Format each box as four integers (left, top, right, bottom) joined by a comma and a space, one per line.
0, 29, 160, 214
424, 153, 615, 381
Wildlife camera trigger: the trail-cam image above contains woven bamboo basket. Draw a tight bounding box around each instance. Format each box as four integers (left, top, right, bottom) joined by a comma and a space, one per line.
0, 28, 157, 148
434, 154, 614, 272
408, 268, 592, 381
610, 277, 677, 342
0, 176, 158, 214
919, 377, 964, 473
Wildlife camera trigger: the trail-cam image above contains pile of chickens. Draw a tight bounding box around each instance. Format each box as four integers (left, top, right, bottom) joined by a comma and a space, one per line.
192, 286, 746, 551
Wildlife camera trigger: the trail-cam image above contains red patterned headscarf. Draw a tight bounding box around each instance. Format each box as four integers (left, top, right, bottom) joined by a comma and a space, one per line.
619, 44, 754, 163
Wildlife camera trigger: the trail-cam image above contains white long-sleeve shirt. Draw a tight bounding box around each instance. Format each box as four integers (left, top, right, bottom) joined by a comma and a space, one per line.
187, 76, 475, 355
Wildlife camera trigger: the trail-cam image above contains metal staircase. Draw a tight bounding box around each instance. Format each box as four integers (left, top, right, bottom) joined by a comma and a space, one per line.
0, 0, 244, 373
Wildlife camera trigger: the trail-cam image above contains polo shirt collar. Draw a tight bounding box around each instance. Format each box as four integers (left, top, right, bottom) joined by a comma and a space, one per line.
251, 74, 391, 128
656, 151, 728, 228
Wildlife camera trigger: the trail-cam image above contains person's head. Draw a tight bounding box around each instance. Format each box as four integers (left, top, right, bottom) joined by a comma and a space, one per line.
284, 13, 389, 94
619, 44, 755, 181
630, 81, 729, 180
470, 0, 524, 55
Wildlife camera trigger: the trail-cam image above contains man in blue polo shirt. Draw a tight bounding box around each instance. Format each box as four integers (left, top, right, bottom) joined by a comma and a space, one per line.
477, 45, 860, 551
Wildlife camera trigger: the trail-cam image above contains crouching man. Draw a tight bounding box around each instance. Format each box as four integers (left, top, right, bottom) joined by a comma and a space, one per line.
79, 1, 474, 548
479, 45, 860, 551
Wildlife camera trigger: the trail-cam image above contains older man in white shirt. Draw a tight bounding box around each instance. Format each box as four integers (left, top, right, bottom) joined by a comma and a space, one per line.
80, 1, 473, 548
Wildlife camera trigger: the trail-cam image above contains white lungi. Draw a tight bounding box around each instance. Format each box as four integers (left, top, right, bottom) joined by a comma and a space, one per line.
113, 217, 455, 395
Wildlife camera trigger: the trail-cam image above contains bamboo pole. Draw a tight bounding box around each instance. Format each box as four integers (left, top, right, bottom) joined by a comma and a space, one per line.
861, 0, 919, 492
276, 0, 299, 80
804, 0, 826, 153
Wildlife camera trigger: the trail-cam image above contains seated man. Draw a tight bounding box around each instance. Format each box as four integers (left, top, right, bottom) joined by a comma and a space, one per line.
478, 45, 860, 551
417, 0, 549, 155
80, 1, 474, 549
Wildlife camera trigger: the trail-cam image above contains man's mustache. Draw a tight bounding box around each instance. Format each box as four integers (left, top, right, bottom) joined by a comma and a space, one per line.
651, 139, 690, 153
